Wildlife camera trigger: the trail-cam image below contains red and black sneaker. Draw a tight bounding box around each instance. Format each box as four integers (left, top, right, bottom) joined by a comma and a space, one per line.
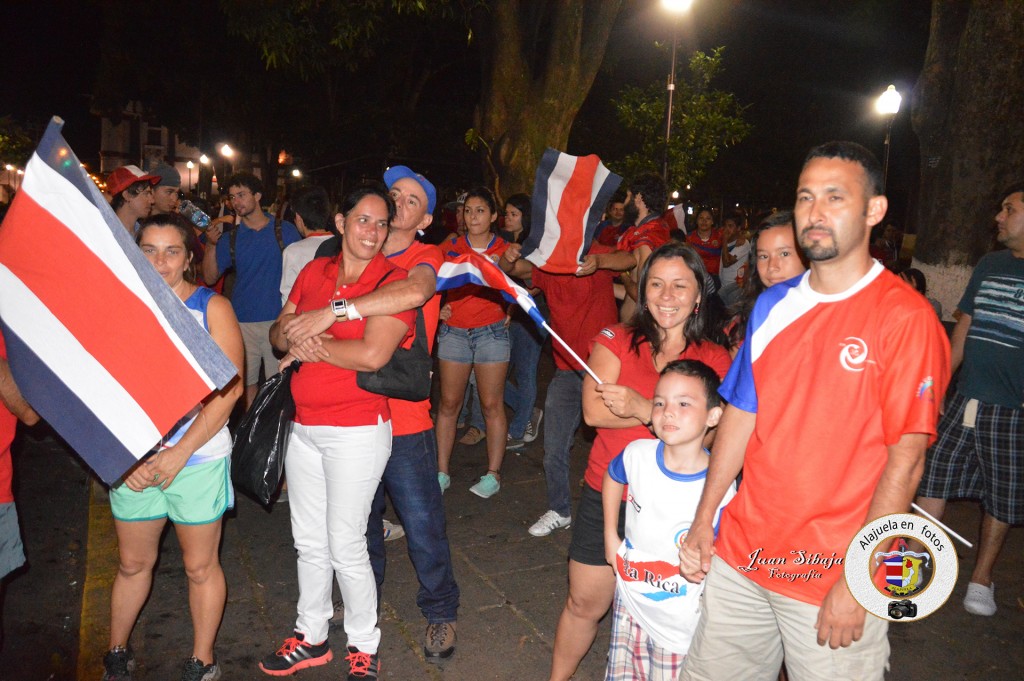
259, 632, 333, 676
345, 647, 380, 680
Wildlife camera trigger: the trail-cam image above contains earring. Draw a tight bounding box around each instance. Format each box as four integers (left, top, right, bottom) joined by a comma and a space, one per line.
693, 302, 701, 316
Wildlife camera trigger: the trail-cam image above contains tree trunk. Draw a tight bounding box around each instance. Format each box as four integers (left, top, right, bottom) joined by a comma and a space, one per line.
475, 0, 622, 201
911, 1, 1024, 317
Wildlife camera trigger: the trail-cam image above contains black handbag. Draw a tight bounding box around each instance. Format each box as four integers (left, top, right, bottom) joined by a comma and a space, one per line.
356, 306, 432, 401
231, 361, 299, 505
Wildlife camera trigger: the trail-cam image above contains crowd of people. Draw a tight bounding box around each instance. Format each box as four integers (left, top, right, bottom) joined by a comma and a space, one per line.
1, 139, 1020, 681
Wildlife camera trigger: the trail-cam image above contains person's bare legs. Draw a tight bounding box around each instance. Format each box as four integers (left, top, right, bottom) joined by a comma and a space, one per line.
175, 519, 226, 665
474, 361, 509, 477
548, 559, 616, 681
971, 513, 1010, 586
110, 518, 166, 649
436, 359, 474, 475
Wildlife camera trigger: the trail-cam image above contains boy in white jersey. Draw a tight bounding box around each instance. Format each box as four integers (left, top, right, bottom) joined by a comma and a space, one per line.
601, 360, 735, 680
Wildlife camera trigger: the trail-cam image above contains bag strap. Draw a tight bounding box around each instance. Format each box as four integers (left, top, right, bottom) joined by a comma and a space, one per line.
229, 225, 237, 270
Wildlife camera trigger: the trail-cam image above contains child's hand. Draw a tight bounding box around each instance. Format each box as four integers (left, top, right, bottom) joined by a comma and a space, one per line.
679, 522, 715, 583
605, 534, 620, 568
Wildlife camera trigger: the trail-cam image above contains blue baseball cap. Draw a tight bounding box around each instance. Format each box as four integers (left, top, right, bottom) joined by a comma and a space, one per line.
383, 165, 437, 213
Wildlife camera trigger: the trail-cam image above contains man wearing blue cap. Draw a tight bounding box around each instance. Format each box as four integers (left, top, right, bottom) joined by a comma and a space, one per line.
282, 166, 461, 665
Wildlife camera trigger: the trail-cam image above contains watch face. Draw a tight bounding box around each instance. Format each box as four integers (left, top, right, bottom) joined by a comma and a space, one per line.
332, 299, 347, 317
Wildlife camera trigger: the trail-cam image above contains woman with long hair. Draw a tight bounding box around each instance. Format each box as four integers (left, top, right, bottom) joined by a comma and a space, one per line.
262, 186, 415, 680
103, 214, 243, 681
547, 241, 732, 681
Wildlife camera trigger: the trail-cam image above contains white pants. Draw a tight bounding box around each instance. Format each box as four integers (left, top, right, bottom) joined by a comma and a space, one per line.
285, 418, 392, 651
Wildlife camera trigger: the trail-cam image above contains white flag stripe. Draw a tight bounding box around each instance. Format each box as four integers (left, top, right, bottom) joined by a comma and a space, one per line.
0, 265, 162, 453
23, 156, 216, 388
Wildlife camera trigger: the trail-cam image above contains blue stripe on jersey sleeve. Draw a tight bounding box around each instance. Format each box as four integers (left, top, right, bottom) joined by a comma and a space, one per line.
607, 451, 628, 484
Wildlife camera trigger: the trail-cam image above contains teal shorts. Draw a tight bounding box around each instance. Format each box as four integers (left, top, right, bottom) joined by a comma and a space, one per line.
110, 457, 233, 525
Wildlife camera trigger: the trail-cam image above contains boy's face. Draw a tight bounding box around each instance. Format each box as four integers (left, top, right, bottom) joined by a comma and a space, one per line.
651, 373, 723, 447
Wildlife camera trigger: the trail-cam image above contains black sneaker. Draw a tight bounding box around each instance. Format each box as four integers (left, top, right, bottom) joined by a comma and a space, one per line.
259, 632, 333, 676
345, 646, 379, 680
102, 646, 135, 681
181, 656, 222, 681
424, 621, 457, 661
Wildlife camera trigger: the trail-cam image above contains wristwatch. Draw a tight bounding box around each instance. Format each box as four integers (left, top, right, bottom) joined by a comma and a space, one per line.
331, 298, 348, 320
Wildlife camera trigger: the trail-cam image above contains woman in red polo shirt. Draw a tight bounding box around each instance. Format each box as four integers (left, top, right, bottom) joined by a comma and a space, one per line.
263, 186, 414, 680
435, 187, 518, 499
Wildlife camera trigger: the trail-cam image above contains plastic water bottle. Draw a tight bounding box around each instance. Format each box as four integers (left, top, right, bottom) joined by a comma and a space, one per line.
179, 199, 211, 230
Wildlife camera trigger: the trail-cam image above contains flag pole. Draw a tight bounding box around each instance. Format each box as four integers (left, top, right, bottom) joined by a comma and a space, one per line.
542, 321, 603, 385
911, 502, 973, 549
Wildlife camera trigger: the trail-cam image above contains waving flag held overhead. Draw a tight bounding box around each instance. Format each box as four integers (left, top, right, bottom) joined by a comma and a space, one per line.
0, 117, 238, 484
436, 251, 603, 384
522, 149, 622, 274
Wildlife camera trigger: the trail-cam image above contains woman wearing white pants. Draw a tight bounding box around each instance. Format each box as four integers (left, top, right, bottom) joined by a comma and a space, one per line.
263, 186, 415, 680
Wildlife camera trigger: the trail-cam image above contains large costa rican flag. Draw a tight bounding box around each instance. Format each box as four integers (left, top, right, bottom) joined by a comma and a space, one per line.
0, 117, 238, 484
521, 148, 622, 274
436, 252, 545, 328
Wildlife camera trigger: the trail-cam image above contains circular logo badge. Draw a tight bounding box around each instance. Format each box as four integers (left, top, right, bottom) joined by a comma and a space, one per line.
844, 513, 957, 621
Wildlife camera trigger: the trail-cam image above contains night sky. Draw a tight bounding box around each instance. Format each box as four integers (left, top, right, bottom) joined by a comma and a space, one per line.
2, 0, 931, 212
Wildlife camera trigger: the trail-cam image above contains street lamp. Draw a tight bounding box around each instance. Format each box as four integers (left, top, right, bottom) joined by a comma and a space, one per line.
186, 160, 194, 195
291, 168, 301, 179
661, 0, 695, 182
199, 154, 210, 165
219, 144, 234, 158
875, 84, 902, 192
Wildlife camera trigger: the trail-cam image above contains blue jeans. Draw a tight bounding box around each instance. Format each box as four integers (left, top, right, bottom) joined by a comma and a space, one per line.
366, 429, 460, 623
504, 316, 547, 438
542, 369, 584, 518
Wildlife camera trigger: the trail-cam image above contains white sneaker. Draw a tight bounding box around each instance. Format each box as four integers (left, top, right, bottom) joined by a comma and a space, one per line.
528, 510, 571, 537
522, 408, 543, 443
383, 519, 405, 542
963, 582, 997, 616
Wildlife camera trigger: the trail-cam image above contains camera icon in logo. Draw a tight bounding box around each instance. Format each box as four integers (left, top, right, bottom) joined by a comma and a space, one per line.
887, 599, 917, 620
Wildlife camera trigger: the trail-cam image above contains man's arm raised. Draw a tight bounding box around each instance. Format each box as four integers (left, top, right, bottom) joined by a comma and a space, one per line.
282, 263, 437, 345
679, 404, 754, 582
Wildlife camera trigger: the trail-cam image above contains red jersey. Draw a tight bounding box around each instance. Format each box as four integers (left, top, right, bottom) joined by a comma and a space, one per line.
0, 333, 16, 503
716, 264, 950, 605
532, 243, 618, 371
686, 229, 724, 276
618, 216, 671, 254
584, 324, 732, 492
386, 241, 444, 436
288, 253, 415, 427
443, 234, 510, 328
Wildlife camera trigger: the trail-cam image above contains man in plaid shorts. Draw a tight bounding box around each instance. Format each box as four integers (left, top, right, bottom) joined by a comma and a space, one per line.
916, 181, 1024, 617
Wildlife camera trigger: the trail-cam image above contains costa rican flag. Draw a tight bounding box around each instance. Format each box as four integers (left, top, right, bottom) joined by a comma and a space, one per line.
0, 117, 238, 484
435, 252, 545, 329
885, 555, 905, 587
521, 148, 622, 274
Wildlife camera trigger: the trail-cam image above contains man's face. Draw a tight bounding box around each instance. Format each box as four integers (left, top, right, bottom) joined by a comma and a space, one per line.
608, 201, 625, 225
153, 185, 180, 214
126, 185, 155, 219
794, 156, 885, 263
722, 218, 739, 241
388, 177, 432, 232
995, 191, 1024, 254
696, 211, 714, 234
622, 191, 640, 226
228, 185, 261, 219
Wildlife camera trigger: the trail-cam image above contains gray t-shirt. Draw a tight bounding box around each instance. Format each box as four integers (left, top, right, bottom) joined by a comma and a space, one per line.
957, 249, 1024, 408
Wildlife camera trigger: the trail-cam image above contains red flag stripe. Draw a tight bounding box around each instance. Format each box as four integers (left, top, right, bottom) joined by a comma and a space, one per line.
551, 155, 598, 268
0, 193, 212, 424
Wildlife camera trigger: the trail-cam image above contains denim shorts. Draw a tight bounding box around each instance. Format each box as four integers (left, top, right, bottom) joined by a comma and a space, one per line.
437, 320, 510, 364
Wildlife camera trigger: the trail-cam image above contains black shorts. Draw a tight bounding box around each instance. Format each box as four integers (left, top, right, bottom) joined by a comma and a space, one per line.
568, 484, 626, 567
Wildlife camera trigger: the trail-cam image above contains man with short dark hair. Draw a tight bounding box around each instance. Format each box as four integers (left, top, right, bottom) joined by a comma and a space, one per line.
149, 164, 181, 215
916, 181, 1024, 617
202, 172, 300, 407
680, 142, 951, 680
280, 186, 335, 304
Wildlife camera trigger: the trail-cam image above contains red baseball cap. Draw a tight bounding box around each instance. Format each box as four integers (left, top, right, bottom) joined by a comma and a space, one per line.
106, 165, 159, 196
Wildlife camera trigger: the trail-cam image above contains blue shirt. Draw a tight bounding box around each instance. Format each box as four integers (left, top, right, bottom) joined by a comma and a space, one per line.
215, 213, 300, 322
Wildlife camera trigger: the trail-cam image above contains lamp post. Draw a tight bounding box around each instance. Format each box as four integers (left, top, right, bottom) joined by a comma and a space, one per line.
875, 84, 902, 192
661, 0, 694, 182
186, 160, 194, 195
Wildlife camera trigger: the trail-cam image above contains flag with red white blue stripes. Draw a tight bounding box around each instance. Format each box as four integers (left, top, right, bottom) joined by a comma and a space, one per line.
521, 149, 622, 274
435, 252, 546, 329
0, 117, 238, 484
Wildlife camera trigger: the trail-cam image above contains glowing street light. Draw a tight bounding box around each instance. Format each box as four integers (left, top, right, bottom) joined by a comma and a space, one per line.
219, 144, 234, 158
291, 168, 302, 178
661, 0, 695, 182
199, 154, 210, 165
875, 84, 902, 191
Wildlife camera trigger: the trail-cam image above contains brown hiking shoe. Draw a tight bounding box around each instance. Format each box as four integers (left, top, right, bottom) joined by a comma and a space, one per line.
423, 622, 457, 661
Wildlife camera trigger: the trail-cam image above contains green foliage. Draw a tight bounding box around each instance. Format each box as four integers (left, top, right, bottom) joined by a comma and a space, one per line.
0, 117, 33, 167
610, 47, 750, 186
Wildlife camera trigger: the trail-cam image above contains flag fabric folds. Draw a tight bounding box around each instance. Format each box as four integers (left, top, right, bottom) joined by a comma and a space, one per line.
521, 148, 622, 274
0, 117, 238, 484
436, 252, 545, 329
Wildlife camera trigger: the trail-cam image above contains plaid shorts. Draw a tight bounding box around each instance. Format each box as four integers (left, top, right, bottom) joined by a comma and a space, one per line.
605, 593, 686, 681
918, 391, 1024, 524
